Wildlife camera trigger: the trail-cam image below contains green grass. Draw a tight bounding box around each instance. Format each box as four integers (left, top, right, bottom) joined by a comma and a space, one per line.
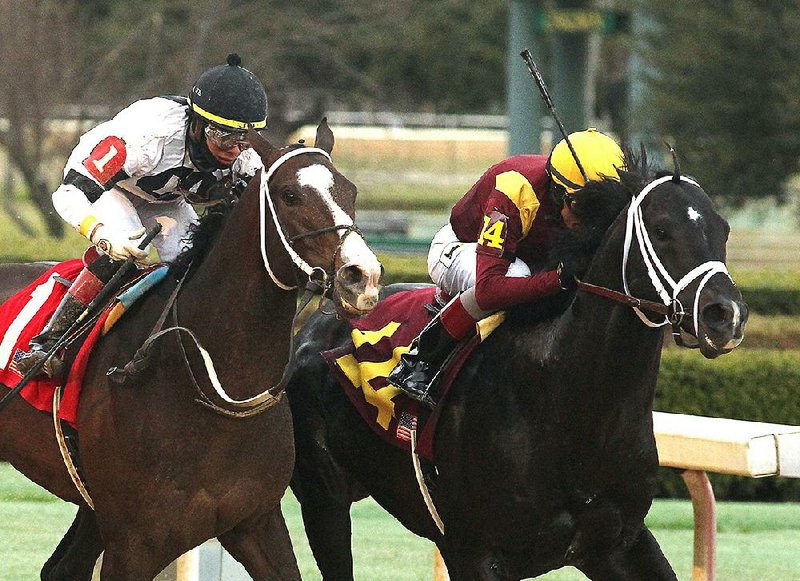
0, 202, 88, 262
2, 463, 800, 580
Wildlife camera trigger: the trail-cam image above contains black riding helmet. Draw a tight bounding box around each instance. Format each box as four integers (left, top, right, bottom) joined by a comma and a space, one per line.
186, 53, 267, 171
189, 53, 268, 130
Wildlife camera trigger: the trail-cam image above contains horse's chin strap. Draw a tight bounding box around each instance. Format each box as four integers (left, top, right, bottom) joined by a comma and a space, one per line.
621, 175, 733, 347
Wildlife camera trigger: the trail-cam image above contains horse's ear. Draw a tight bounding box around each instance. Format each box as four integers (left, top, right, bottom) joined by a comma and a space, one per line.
314, 117, 335, 154
247, 129, 279, 166
665, 141, 681, 183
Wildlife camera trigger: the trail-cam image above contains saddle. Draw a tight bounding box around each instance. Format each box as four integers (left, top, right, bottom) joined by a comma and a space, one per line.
323, 286, 505, 460
0, 259, 166, 427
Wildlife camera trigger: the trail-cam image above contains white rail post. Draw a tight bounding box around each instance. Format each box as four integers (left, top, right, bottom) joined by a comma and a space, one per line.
680, 470, 716, 581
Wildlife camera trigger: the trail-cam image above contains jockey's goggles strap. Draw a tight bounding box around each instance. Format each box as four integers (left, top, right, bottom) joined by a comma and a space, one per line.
622, 175, 732, 331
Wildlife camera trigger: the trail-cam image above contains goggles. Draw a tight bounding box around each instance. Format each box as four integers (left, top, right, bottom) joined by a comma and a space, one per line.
204, 124, 250, 151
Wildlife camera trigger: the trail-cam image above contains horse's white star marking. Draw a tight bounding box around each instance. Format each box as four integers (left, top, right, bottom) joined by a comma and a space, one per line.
687, 207, 702, 222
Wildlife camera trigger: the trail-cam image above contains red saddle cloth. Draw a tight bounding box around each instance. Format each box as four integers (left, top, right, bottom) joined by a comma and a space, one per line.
323, 287, 489, 461
0, 260, 115, 428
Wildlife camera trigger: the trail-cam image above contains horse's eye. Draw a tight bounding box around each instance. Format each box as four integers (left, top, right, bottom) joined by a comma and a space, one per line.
654, 227, 669, 241
281, 189, 300, 206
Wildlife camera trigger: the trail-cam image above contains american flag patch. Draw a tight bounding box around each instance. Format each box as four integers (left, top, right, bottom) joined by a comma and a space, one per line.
8, 348, 27, 377
395, 411, 417, 442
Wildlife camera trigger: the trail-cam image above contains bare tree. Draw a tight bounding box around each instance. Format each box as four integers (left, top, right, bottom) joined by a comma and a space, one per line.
1, 0, 501, 240
0, 0, 83, 237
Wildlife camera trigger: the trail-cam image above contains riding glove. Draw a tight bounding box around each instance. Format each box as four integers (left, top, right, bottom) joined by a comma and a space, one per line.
232, 148, 264, 180
90, 224, 149, 262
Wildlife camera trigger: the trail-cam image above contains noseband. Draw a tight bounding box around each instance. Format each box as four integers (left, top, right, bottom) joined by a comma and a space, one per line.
578, 175, 733, 347
259, 146, 361, 295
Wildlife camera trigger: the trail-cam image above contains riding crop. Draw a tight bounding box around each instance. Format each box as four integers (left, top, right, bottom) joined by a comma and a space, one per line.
519, 48, 588, 182
0, 223, 162, 413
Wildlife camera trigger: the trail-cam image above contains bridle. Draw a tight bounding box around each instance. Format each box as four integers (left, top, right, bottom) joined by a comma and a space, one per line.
107, 145, 366, 416
577, 174, 733, 347
259, 146, 362, 295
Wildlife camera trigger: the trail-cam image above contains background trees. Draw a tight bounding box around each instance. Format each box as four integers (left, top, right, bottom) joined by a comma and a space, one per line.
1, 0, 799, 234
636, 1, 800, 206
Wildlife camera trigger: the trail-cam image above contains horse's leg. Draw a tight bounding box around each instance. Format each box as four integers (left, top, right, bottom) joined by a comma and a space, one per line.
40, 505, 102, 581
295, 493, 354, 580
97, 540, 172, 581
577, 526, 677, 581
288, 365, 365, 581
218, 506, 301, 581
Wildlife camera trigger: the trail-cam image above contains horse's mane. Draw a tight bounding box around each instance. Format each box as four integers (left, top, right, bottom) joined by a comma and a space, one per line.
169, 196, 237, 277
169, 144, 311, 277
507, 148, 656, 324
552, 147, 660, 274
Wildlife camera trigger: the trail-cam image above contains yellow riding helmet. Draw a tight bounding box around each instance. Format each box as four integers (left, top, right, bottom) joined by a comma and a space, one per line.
547, 128, 624, 194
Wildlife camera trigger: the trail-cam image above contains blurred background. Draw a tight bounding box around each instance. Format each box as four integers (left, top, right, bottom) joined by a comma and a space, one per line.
2, 0, 800, 249
2, 1, 800, 579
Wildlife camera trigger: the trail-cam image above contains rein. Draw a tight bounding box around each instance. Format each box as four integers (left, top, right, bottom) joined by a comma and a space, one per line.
575, 279, 668, 316
577, 175, 732, 347
108, 146, 353, 416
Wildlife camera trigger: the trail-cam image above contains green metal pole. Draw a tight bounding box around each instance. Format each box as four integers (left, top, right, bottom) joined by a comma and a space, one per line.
629, 8, 659, 154
508, 0, 543, 155
551, 0, 590, 134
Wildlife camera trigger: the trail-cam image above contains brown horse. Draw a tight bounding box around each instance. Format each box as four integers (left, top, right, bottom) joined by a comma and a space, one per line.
0, 120, 382, 580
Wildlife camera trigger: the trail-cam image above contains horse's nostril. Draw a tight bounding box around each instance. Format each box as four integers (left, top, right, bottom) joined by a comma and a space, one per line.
702, 302, 733, 326
339, 265, 363, 286
739, 301, 750, 322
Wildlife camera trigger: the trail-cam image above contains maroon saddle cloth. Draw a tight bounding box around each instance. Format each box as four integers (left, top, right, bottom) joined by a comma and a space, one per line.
322, 286, 497, 461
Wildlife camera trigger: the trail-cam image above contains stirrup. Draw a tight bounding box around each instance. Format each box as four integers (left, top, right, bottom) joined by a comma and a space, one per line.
15, 344, 65, 379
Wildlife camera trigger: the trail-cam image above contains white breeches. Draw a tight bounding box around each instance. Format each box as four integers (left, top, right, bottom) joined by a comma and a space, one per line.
90, 189, 198, 263
427, 224, 532, 297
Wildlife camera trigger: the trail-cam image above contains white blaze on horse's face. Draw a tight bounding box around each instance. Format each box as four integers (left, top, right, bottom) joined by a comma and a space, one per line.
687, 207, 702, 222
296, 164, 382, 312
296, 164, 380, 270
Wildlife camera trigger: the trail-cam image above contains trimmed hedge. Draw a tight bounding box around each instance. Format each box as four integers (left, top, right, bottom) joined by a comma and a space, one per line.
655, 349, 800, 501
378, 254, 799, 499
739, 287, 800, 315
378, 255, 800, 315
656, 349, 800, 424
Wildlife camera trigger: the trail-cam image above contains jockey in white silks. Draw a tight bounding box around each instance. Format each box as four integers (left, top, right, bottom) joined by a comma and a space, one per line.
17, 53, 266, 378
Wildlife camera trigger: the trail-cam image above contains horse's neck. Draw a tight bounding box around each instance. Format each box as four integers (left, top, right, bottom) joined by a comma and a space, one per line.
177, 196, 297, 389
541, 228, 665, 409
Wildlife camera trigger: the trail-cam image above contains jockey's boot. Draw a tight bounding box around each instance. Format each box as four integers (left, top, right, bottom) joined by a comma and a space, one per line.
387, 295, 478, 408
15, 293, 88, 378
15, 251, 117, 378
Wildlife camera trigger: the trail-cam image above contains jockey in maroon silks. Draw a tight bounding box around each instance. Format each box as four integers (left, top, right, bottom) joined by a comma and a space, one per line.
387, 128, 625, 407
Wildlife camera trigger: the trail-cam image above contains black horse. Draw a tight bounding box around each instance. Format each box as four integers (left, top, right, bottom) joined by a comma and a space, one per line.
286, 158, 748, 580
